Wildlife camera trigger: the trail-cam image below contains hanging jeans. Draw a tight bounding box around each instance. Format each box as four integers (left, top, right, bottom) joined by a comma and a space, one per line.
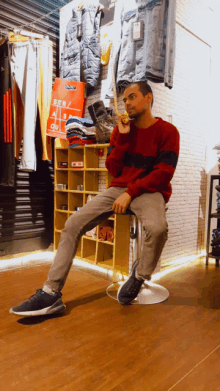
0, 38, 15, 187
11, 38, 53, 171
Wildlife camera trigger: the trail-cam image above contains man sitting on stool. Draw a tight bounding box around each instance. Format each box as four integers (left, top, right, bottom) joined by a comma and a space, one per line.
10, 81, 180, 316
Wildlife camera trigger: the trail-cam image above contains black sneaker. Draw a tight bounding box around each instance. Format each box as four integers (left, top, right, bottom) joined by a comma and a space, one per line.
9, 289, 66, 316
117, 260, 144, 305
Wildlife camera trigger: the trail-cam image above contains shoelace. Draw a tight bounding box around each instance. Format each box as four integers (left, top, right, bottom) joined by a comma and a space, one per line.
26, 289, 44, 303
126, 278, 143, 294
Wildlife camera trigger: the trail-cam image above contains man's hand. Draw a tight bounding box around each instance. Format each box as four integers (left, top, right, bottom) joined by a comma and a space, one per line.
117, 113, 130, 134
112, 193, 131, 214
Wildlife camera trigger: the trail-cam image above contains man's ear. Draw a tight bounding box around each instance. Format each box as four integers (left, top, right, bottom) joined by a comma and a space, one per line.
147, 93, 152, 106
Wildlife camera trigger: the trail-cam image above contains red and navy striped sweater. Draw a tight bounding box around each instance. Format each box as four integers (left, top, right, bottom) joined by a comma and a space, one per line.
105, 117, 180, 203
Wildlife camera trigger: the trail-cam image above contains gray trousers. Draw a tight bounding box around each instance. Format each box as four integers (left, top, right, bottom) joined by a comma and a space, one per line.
44, 187, 168, 293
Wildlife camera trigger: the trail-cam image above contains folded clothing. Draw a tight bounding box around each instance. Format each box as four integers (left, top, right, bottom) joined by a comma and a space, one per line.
211, 237, 220, 246
67, 135, 96, 143
68, 136, 96, 147
212, 229, 220, 239
66, 116, 94, 128
66, 123, 96, 135
67, 133, 96, 140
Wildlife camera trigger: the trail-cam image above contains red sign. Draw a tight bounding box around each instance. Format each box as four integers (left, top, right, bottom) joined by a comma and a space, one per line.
47, 78, 85, 139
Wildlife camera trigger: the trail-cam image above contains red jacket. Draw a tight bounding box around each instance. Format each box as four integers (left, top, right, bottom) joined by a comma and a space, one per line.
105, 117, 180, 203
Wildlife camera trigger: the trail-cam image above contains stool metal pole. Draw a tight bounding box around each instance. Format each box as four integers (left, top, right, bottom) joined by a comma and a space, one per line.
106, 215, 170, 304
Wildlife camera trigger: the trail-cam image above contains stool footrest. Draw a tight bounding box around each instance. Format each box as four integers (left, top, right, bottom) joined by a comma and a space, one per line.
106, 281, 169, 305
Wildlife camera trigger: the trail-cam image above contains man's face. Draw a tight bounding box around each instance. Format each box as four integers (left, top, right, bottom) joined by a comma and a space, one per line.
123, 84, 151, 119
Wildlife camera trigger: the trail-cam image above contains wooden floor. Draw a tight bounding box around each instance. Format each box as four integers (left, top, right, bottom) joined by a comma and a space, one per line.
1, 258, 220, 391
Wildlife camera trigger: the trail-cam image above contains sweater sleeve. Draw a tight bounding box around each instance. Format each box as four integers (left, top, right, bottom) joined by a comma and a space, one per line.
105, 125, 130, 178
125, 126, 180, 199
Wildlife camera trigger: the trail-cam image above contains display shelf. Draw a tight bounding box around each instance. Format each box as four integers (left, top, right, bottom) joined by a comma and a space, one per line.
54, 139, 130, 280
83, 235, 97, 241
206, 175, 220, 266
55, 209, 68, 213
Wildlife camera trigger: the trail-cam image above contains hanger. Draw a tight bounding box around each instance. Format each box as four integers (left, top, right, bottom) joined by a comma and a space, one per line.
99, 3, 105, 11
78, 1, 83, 11
21, 27, 44, 39
9, 30, 29, 42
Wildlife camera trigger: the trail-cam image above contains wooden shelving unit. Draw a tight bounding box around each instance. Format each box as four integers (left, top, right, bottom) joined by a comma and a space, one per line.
54, 138, 130, 278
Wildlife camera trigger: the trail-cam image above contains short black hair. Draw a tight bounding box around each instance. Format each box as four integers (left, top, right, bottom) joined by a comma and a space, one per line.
125, 81, 154, 107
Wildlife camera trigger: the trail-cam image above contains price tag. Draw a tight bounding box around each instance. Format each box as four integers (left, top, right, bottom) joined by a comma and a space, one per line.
132, 21, 144, 41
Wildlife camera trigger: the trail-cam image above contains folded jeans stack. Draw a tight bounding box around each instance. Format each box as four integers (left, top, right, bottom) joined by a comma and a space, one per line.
65, 117, 96, 148
88, 100, 116, 144
211, 229, 220, 255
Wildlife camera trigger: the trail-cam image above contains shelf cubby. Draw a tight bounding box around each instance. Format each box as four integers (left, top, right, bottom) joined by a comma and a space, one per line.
69, 192, 83, 212
56, 149, 68, 168
82, 237, 97, 263
55, 170, 68, 186
69, 170, 84, 191
84, 171, 99, 192
97, 242, 114, 269
55, 191, 68, 211
68, 147, 84, 168
55, 211, 68, 231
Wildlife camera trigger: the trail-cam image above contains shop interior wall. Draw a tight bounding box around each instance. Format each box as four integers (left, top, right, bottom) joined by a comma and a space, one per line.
0, 0, 66, 256
60, 0, 212, 271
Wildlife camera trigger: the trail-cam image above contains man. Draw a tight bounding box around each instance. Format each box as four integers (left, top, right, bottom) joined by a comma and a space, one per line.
10, 81, 180, 316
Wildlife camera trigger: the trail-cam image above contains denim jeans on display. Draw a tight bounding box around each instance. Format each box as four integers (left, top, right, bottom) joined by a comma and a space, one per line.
105, 0, 176, 98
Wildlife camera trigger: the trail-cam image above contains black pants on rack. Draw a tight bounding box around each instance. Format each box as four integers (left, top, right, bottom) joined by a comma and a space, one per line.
0, 38, 15, 187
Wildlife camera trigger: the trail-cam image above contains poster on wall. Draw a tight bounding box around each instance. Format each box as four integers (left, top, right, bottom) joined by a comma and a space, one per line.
46, 78, 85, 139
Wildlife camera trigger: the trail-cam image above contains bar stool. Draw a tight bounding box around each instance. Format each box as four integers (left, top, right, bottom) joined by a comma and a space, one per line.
106, 211, 169, 305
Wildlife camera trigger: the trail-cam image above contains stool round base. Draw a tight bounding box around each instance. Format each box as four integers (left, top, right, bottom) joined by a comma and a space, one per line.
106, 281, 169, 305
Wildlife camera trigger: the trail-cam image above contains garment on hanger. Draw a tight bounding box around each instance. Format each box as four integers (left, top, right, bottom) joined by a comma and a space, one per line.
0, 37, 15, 187
60, 0, 102, 95
105, 0, 177, 99
11, 36, 53, 171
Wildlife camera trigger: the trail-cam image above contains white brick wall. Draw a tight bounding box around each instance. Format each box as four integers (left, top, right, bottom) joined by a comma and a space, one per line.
60, 0, 218, 273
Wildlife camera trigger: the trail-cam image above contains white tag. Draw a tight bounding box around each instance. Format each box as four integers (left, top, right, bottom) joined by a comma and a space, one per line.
133, 22, 141, 40
132, 21, 144, 41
